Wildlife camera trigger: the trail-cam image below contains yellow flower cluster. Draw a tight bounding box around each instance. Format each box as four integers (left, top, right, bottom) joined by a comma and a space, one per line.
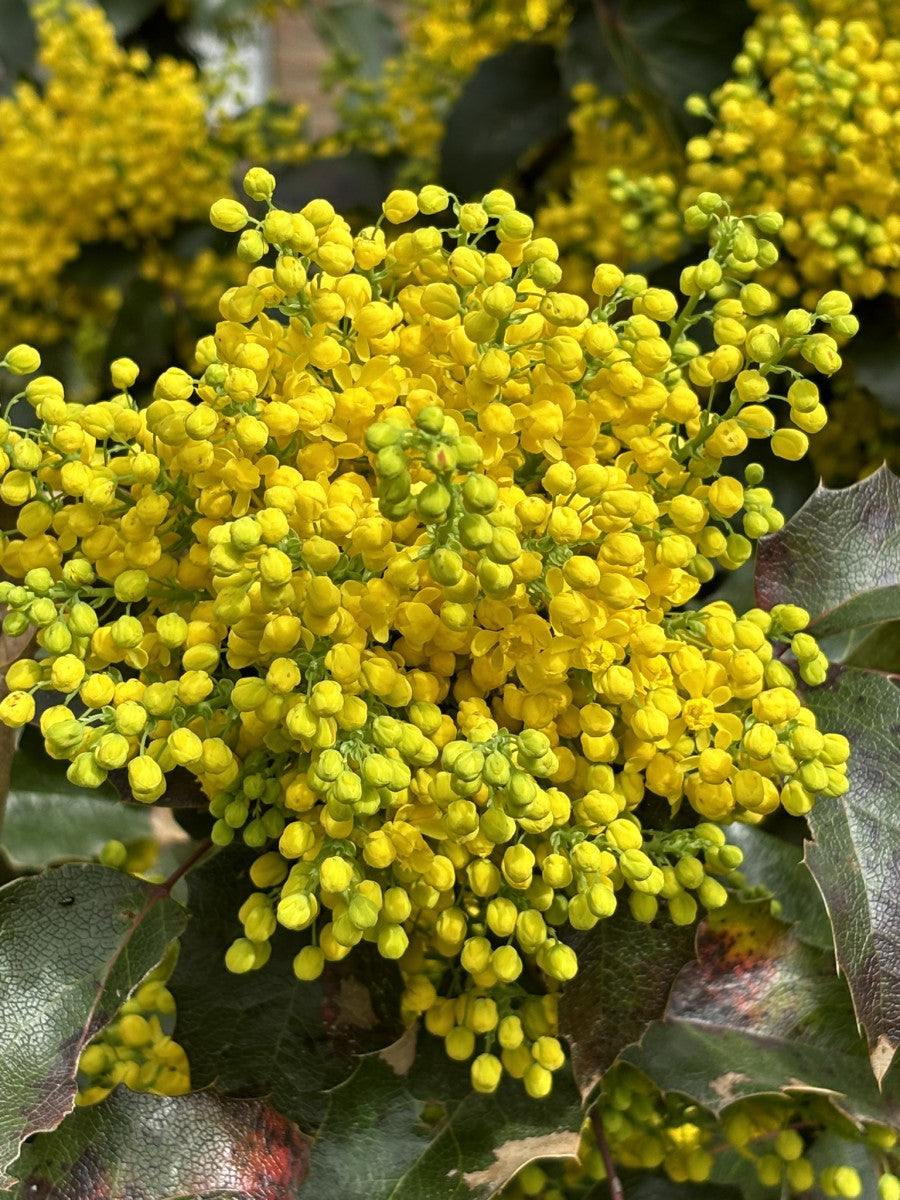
0, 2, 309, 354
683, 0, 900, 305
0, 2, 234, 344
0, 176, 850, 1096
536, 88, 684, 295
76, 964, 190, 1106
327, 0, 573, 178
500, 1061, 897, 1197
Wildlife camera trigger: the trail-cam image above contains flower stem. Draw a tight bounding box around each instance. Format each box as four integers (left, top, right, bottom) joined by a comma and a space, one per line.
592, 1109, 625, 1200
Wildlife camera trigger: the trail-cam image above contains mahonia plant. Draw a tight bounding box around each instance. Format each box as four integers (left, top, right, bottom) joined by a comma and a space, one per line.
499, 1062, 900, 1197
0, 0, 309, 364
0, 175, 852, 1100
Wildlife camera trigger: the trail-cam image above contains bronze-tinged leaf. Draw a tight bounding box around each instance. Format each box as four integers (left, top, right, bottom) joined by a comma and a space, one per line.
11, 1089, 309, 1199
626, 899, 900, 1126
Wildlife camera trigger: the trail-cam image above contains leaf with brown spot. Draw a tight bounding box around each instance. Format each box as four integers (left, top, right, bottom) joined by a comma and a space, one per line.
9, 1088, 309, 1198
0, 864, 186, 1186
461, 1133, 580, 1193
558, 913, 697, 1100
625, 899, 900, 1125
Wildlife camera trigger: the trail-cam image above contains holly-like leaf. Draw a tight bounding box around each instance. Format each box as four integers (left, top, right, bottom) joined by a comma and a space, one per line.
169, 845, 405, 1133
2, 727, 150, 871
625, 900, 900, 1126
9, 1087, 308, 1198
804, 1128, 881, 1200
300, 1029, 583, 1200
726, 824, 834, 951
440, 43, 569, 197
0, 863, 187, 1186
558, 914, 697, 1100
755, 466, 900, 640
803, 665, 900, 1083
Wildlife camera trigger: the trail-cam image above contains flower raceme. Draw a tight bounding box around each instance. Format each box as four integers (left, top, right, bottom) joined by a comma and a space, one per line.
0, 176, 850, 1097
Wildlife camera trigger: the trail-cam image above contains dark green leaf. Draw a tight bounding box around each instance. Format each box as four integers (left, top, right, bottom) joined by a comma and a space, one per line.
845, 296, 900, 416
558, 914, 697, 1100
60, 241, 140, 290
625, 900, 900, 1126
592, 0, 752, 139
2, 727, 150, 871
756, 465, 900, 640
273, 151, 402, 217
169, 845, 404, 1133
726, 824, 833, 951
10, 1087, 308, 1198
0, 863, 186, 1186
108, 762, 207, 809
558, 1, 623, 94
842, 619, 900, 674
0, 0, 37, 89
621, 1173, 744, 1200
710, 1147, 789, 1200
105, 278, 175, 382
301, 1031, 583, 1200
100, 0, 161, 38
305, 0, 400, 81
803, 665, 900, 1083
440, 43, 569, 197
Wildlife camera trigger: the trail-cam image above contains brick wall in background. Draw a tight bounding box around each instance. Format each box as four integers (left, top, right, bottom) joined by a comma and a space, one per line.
271, 9, 336, 137
271, 2, 405, 138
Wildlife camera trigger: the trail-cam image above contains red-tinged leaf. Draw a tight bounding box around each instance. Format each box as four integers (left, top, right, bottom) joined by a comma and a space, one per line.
625, 899, 900, 1126
756, 465, 900, 640
9, 1088, 309, 1199
0, 864, 186, 1186
803, 665, 900, 1083
558, 914, 697, 1100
